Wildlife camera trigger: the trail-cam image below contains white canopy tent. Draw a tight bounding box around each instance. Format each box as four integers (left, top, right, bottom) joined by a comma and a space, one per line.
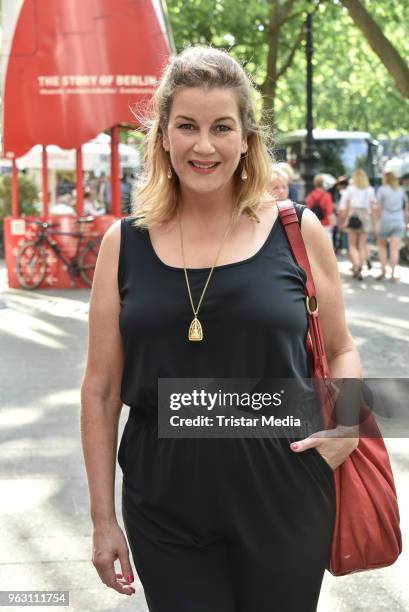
0, 132, 141, 207
13, 132, 140, 173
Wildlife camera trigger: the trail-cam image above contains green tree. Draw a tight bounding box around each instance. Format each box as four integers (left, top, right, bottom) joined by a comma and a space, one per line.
166, 0, 409, 137
167, 0, 315, 125
341, 0, 409, 99
278, 0, 409, 135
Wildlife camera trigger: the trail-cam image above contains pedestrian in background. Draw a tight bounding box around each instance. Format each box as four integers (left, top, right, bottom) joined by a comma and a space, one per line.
276, 161, 298, 202
83, 189, 106, 217
120, 173, 133, 215
331, 176, 349, 254
401, 172, 409, 201
50, 193, 76, 215
374, 170, 409, 282
99, 172, 112, 214
305, 175, 335, 243
340, 169, 376, 281
270, 166, 289, 201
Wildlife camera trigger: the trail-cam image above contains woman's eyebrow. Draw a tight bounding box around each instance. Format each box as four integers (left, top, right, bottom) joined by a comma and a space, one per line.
174, 115, 237, 123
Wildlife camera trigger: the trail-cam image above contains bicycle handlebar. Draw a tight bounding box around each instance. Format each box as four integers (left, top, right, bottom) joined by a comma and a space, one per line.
29, 220, 59, 229
29, 216, 98, 230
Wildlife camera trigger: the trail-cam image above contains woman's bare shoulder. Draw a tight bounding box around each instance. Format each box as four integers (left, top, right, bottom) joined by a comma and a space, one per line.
99, 218, 122, 255
257, 196, 276, 211
90, 219, 122, 294
102, 217, 122, 238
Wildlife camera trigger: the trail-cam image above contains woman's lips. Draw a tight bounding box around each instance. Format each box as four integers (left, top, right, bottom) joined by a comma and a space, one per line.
189, 161, 221, 174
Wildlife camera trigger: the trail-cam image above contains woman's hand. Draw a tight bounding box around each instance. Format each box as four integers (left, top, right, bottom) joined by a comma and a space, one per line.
290, 425, 359, 470
92, 520, 136, 596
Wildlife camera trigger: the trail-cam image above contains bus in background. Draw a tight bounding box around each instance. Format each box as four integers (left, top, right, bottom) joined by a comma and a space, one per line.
275, 129, 382, 202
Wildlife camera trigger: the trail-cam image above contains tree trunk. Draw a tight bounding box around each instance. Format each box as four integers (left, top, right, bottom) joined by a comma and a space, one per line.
261, 3, 280, 124
341, 0, 409, 99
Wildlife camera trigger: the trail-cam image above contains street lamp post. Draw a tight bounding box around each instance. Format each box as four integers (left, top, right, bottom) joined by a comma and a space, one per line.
303, 11, 318, 197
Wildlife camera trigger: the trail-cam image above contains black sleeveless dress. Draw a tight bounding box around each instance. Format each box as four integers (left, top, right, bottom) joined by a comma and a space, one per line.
117, 204, 335, 612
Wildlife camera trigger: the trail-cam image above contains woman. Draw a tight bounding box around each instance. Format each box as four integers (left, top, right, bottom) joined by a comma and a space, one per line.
270, 166, 290, 201
275, 161, 298, 201
375, 170, 409, 281
80, 46, 360, 611
339, 169, 376, 281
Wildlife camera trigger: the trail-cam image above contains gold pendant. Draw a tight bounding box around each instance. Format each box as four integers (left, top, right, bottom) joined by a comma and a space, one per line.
188, 317, 203, 341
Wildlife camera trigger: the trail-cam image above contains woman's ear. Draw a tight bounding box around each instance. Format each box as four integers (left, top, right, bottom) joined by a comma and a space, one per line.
241, 137, 248, 155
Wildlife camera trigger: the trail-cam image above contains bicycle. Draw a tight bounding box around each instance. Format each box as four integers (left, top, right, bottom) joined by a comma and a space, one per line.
14, 217, 103, 289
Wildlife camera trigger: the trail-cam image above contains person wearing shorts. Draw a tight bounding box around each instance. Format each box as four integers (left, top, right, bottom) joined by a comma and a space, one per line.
375, 171, 409, 281
340, 171, 376, 281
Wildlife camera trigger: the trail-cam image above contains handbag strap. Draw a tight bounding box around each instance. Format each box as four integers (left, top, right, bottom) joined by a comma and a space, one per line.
277, 200, 330, 380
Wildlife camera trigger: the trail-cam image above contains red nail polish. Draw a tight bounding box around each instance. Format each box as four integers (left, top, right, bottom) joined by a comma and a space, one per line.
291, 442, 299, 450
127, 574, 134, 583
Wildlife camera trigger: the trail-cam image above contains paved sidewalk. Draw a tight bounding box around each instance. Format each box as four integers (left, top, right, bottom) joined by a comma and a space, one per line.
0, 257, 408, 612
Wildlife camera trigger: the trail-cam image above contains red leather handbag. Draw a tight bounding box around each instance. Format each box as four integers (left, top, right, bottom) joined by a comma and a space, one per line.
277, 201, 402, 576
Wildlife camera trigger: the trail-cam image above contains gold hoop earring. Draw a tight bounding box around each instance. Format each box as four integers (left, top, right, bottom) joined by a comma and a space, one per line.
241, 163, 248, 181
167, 165, 173, 180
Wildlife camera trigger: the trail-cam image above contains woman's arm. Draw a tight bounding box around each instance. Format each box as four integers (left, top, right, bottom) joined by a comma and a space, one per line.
371, 200, 380, 231
370, 187, 379, 228
80, 219, 135, 596
340, 192, 352, 230
290, 208, 360, 468
301, 208, 361, 374
337, 191, 349, 229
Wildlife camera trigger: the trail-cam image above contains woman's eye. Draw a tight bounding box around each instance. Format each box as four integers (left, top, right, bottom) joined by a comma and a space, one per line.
177, 124, 231, 132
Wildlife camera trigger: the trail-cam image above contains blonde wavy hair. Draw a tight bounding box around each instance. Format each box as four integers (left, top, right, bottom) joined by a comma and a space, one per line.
382, 171, 399, 190
352, 168, 370, 190
270, 166, 289, 187
130, 45, 272, 228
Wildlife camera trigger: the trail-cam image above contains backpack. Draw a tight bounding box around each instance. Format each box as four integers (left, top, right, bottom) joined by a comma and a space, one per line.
309, 191, 325, 221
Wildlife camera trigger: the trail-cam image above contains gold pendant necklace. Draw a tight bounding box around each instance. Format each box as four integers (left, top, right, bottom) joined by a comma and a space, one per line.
178, 207, 235, 342
188, 316, 203, 341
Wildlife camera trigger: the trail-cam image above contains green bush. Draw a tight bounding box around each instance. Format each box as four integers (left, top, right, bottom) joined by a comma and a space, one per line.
0, 174, 40, 256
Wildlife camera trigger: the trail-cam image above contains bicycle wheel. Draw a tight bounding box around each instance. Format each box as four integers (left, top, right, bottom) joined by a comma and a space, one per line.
79, 240, 100, 287
14, 241, 47, 289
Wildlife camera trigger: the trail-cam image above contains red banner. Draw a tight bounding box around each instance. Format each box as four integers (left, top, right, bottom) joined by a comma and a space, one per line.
2, 0, 172, 158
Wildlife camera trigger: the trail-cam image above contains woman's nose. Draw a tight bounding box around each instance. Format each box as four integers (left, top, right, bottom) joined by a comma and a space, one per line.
193, 131, 216, 155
